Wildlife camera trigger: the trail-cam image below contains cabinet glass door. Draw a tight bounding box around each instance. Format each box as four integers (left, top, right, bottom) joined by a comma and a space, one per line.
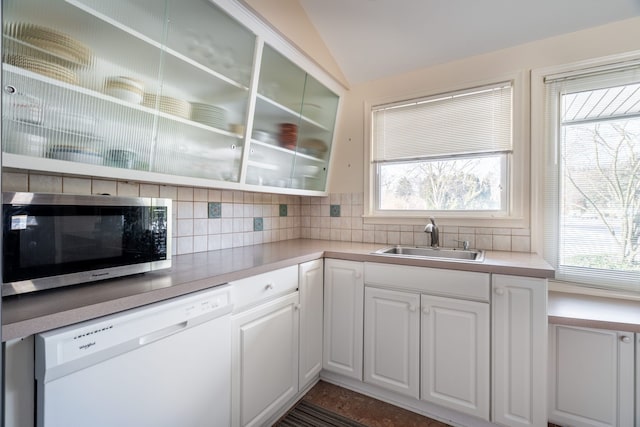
249, 44, 338, 191
151, 0, 255, 182
2, 0, 165, 172
2, 0, 255, 183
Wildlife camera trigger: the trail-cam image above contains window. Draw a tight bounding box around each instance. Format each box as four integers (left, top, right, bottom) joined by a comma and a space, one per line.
370, 81, 513, 216
543, 61, 640, 292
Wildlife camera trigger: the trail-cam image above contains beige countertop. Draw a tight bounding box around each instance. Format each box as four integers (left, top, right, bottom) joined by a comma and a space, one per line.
2, 239, 554, 341
548, 291, 640, 333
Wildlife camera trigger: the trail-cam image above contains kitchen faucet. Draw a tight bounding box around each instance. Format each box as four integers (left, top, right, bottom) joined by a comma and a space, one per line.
424, 217, 439, 247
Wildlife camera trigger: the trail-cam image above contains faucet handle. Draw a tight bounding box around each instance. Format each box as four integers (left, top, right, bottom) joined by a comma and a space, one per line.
454, 239, 470, 250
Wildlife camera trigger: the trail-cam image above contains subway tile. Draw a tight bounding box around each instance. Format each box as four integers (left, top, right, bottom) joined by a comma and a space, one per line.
221, 219, 233, 233
493, 235, 511, 251
139, 183, 160, 198
232, 218, 243, 233
176, 236, 193, 255
177, 186, 193, 201
310, 228, 320, 239
2, 172, 28, 192
400, 231, 414, 245
476, 235, 493, 250
352, 230, 363, 242
194, 202, 208, 219
208, 189, 221, 202
176, 201, 193, 219
207, 234, 221, 251
512, 235, 531, 252
157, 185, 176, 200
233, 191, 244, 203
363, 230, 375, 243
208, 218, 221, 235
63, 177, 91, 194
194, 188, 208, 202
330, 229, 342, 241
193, 219, 208, 235
30, 174, 62, 193
93, 179, 118, 195
387, 231, 400, 244
220, 233, 233, 249
193, 235, 207, 253
177, 219, 193, 237
374, 231, 387, 244
221, 190, 233, 203
117, 181, 139, 197
233, 204, 244, 218
221, 203, 233, 218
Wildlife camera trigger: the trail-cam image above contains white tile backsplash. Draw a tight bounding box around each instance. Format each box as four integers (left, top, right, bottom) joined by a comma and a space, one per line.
1, 174, 536, 255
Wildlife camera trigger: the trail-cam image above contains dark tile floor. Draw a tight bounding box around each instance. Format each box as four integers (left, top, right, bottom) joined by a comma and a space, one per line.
301, 381, 451, 426
301, 381, 563, 427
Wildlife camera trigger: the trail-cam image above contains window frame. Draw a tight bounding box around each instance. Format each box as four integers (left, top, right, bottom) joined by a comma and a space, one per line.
364, 72, 529, 228
531, 51, 640, 293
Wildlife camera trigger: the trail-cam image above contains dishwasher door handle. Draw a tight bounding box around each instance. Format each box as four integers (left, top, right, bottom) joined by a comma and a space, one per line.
139, 321, 188, 345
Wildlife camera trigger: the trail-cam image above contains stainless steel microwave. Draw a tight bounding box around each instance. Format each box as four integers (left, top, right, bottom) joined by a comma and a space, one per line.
2, 192, 172, 296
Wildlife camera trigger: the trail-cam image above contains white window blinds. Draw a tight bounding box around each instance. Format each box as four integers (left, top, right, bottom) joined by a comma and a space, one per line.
371, 82, 513, 162
543, 60, 640, 292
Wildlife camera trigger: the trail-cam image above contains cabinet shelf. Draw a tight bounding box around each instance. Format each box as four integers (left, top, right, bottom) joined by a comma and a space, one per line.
3, 65, 244, 140
250, 140, 325, 163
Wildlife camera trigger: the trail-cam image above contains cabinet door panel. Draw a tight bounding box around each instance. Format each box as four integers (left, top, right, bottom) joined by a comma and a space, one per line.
323, 259, 363, 380
549, 325, 634, 427
298, 259, 324, 390
492, 275, 547, 427
421, 295, 489, 419
231, 292, 299, 427
364, 287, 419, 398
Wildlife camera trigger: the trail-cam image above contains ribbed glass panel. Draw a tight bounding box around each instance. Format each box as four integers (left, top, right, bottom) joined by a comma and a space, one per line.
2, 0, 254, 183
372, 82, 512, 162
544, 62, 640, 292
248, 44, 337, 190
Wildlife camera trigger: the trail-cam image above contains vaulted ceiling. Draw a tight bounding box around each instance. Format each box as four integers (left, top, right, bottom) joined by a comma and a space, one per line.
298, 0, 640, 85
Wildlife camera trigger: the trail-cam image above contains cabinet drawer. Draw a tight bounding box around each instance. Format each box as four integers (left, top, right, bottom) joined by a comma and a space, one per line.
364, 262, 489, 302
231, 265, 298, 312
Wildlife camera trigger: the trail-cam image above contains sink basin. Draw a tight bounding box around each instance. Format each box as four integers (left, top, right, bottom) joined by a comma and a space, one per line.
373, 246, 485, 262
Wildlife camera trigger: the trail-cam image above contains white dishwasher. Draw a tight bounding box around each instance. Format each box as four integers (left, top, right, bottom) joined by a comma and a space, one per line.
35, 285, 232, 427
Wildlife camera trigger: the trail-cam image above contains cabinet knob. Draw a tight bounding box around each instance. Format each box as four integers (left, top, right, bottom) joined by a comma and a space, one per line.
408, 305, 416, 312
422, 307, 430, 315
294, 304, 300, 311
265, 283, 273, 290
354, 272, 362, 279
495, 288, 505, 296
620, 336, 631, 343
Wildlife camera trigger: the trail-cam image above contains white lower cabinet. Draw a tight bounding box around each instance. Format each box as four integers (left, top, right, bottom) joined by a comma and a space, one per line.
364, 287, 420, 398
323, 259, 364, 380
548, 324, 635, 427
298, 259, 324, 390
421, 294, 490, 420
492, 274, 547, 427
231, 292, 300, 427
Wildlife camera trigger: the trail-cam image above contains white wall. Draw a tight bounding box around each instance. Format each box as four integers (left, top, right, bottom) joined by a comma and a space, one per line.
330, 16, 640, 194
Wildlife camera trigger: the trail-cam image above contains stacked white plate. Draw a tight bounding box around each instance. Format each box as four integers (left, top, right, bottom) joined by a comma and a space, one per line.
104, 76, 144, 104
4, 22, 92, 67
190, 102, 227, 128
142, 93, 191, 119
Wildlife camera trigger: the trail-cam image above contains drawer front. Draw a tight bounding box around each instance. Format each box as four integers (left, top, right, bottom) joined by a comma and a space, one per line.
364, 262, 490, 302
231, 265, 298, 312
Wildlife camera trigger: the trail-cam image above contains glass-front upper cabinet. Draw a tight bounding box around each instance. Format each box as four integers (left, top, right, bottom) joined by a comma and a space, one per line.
249, 44, 339, 191
2, 0, 255, 183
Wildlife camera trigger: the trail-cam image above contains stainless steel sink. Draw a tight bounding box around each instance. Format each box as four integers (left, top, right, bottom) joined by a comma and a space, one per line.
373, 246, 485, 262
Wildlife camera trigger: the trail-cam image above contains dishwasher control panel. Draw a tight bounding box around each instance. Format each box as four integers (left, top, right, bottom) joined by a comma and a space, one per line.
35, 285, 232, 379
